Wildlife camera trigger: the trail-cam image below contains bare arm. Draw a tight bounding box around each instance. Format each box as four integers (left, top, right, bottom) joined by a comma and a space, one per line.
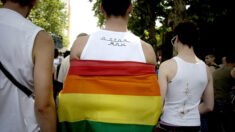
158, 59, 177, 105
70, 36, 89, 60
141, 40, 157, 65
158, 61, 168, 105
33, 31, 56, 132
199, 66, 214, 114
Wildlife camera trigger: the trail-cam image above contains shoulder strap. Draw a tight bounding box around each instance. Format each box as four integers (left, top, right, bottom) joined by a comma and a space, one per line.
0, 62, 32, 97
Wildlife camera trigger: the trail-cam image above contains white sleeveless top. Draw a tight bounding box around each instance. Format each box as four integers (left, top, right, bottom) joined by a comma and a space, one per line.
160, 56, 208, 126
0, 8, 42, 132
81, 30, 146, 63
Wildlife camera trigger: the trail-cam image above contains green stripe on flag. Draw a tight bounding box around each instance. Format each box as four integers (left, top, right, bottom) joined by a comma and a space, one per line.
59, 120, 155, 132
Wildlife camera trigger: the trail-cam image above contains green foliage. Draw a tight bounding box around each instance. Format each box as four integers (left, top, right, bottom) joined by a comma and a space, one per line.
28, 0, 69, 47
186, 0, 233, 23
0, 1, 3, 7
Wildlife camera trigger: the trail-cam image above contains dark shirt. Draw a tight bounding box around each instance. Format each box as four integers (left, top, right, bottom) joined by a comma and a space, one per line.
213, 65, 235, 102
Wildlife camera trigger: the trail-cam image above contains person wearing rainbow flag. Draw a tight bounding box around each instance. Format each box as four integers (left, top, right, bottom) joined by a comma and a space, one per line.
57, 0, 162, 131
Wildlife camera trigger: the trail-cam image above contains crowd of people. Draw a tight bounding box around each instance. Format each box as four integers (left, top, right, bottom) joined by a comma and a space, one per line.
203, 54, 235, 132
0, 0, 234, 132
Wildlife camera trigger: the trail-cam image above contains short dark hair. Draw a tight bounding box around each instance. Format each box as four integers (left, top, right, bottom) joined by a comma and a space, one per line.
206, 54, 215, 58
101, 0, 131, 17
173, 20, 199, 48
1, 0, 34, 6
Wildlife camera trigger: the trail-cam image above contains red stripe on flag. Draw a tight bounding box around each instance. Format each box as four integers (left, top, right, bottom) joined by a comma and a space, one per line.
68, 60, 156, 76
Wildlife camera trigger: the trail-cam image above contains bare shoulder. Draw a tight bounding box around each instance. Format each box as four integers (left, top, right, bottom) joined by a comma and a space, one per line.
140, 40, 156, 65
70, 35, 89, 60
159, 59, 176, 71
159, 58, 177, 82
33, 31, 54, 62
34, 30, 54, 47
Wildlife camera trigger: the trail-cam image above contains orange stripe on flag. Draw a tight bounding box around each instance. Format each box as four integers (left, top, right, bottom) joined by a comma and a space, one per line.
61, 74, 160, 96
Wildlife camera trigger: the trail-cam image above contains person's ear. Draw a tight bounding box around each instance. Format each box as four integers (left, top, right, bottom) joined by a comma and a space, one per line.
176, 35, 179, 43
127, 3, 133, 14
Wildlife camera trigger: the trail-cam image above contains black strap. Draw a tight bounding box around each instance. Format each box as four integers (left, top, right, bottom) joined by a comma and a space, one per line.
0, 62, 32, 97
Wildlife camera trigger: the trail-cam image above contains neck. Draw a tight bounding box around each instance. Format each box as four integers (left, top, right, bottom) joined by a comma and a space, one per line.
104, 16, 128, 32
177, 45, 196, 58
3, 1, 29, 18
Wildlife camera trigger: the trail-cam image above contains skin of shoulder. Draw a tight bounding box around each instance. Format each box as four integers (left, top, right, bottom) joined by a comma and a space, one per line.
32, 31, 54, 63
70, 35, 89, 60
159, 59, 177, 82
140, 40, 156, 65
209, 65, 216, 73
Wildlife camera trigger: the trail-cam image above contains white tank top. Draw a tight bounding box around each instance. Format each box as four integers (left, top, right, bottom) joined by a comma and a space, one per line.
160, 56, 208, 126
0, 8, 42, 132
81, 30, 146, 63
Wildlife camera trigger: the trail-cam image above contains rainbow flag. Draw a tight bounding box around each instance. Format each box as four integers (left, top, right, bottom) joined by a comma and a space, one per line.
57, 60, 162, 132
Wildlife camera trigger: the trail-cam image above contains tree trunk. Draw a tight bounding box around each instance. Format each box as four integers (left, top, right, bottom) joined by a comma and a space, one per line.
168, 0, 187, 56
146, 0, 161, 53
147, 3, 157, 48
168, 0, 187, 28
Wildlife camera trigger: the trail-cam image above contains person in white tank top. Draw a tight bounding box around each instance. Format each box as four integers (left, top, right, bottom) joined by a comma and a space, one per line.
158, 20, 214, 131
0, 0, 56, 131
70, 1, 156, 65
65, 0, 159, 131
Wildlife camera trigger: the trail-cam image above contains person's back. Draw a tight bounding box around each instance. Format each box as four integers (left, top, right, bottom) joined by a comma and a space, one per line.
213, 65, 235, 102
80, 30, 146, 62
0, 5, 41, 132
158, 20, 214, 131
57, 0, 161, 131
0, 8, 40, 91
0, 0, 56, 131
161, 57, 207, 125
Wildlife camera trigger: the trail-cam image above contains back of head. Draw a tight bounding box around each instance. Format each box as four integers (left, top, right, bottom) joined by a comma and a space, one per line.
101, 0, 131, 17
174, 20, 199, 48
206, 54, 215, 59
1, 0, 34, 6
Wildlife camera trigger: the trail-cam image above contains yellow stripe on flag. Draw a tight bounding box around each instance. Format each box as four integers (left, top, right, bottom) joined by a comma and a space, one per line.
58, 93, 162, 126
